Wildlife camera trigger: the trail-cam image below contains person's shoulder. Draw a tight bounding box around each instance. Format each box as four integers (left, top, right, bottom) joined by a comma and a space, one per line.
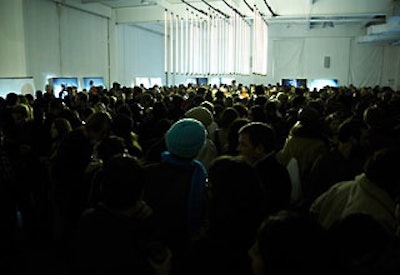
256, 154, 285, 169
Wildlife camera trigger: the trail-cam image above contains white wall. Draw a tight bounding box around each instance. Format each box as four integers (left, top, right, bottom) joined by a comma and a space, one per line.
116, 21, 400, 90
0, 0, 27, 77
117, 24, 165, 87
0, 0, 112, 94
1, 0, 399, 94
23, 0, 111, 92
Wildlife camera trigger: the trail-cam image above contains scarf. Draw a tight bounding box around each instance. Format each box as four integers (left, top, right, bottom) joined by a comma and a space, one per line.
161, 151, 207, 247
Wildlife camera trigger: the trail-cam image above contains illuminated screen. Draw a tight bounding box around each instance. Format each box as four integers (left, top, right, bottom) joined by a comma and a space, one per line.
83, 77, 105, 91
0, 77, 35, 98
196, 77, 208, 86
135, 77, 150, 89
282, 78, 307, 88
50, 77, 79, 98
282, 79, 296, 87
186, 78, 196, 86
296, 79, 307, 88
310, 79, 338, 91
220, 77, 235, 85
209, 77, 221, 87
150, 78, 162, 87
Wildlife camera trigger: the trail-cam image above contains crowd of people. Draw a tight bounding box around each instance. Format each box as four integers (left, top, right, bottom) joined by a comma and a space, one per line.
0, 80, 400, 274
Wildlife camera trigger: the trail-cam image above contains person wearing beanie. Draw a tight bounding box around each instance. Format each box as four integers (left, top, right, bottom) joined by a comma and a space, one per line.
185, 106, 218, 171
143, 118, 208, 275
200, 101, 218, 138
184, 106, 213, 129
165, 117, 207, 159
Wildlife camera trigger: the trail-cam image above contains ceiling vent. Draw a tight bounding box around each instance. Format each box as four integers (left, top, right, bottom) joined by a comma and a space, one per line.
357, 16, 400, 45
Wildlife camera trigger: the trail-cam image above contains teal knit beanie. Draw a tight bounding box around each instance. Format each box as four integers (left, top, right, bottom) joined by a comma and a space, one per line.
166, 118, 206, 159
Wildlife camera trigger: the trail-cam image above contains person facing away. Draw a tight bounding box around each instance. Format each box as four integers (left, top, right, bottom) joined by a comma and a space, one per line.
191, 155, 266, 275
184, 105, 218, 171
248, 210, 332, 275
310, 146, 400, 237
72, 154, 171, 275
237, 122, 292, 215
304, 117, 368, 207
143, 118, 208, 275
277, 105, 329, 189
327, 212, 400, 274
51, 111, 113, 244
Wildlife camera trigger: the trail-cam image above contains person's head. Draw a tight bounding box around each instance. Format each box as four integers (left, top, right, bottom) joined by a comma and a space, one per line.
100, 155, 145, 211
249, 210, 328, 275
207, 155, 265, 235
249, 105, 266, 122
11, 104, 30, 125
363, 105, 388, 129
219, 107, 240, 128
113, 113, 133, 137
200, 100, 215, 116
237, 122, 277, 164
233, 102, 249, 118
84, 111, 113, 143
364, 147, 400, 199
337, 117, 366, 159
297, 106, 320, 127
227, 118, 251, 155
328, 213, 393, 273
184, 106, 214, 129
50, 117, 72, 140
6, 92, 20, 107
95, 135, 128, 163
165, 118, 206, 159
48, 98, 65, 115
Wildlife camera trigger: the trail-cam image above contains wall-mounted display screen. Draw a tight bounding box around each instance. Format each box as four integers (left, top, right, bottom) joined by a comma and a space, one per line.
196, 77, 208, 86
310, 79, 338, 91
186, 78, 196, 86
296, 79, 307, 88
83, 77, 105, 91
50, 77, 79, 98
135, 77, 150, 88
150, 77, 162, 87
209, 77, 221, 87
220, 77, 235, 85
282, 78, 307, 88
282, 78, 296, 87
0, 77, 35, 98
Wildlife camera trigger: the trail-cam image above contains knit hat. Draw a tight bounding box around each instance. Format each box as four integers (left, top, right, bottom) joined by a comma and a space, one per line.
185, 106, 213, 127
166, 118, 206, 159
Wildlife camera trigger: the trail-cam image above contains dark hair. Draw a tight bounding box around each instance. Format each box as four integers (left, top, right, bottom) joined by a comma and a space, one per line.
219, 107, 240, 128
52, 117, 72, 138
100, 155, 145, 210
6, 92, 19, 106
328, 213, 393, 273
256, 210, 328, 273
227, 118, 251, 155
95, 135, 127, 162
233, 102, 249, 118
249, 105, 266, 122
238, 122, 277, 153
364, 147, 400, 198
208, 155, 265, 237
85, 111, 113, 134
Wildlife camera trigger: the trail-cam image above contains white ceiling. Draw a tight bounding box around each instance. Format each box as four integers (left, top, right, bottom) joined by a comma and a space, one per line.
81, 0, 396, 20
80, 0, 400, 44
